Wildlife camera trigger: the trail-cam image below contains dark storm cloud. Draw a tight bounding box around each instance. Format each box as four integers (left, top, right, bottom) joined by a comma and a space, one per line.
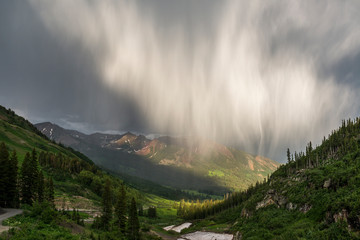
0, 0, 360, 162
0, 1, 147, 133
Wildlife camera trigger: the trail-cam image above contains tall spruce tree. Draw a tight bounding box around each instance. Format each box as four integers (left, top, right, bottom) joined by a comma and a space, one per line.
20, 152, 38, 205
101, 179, 112, 230
115, 184, 127, 233
0, 142, 10, 207
286, 148, 291, 163
45, 177, 55, 207
7, 150, 18, 207
127, 197, 140, 240
37, 171, 45, 202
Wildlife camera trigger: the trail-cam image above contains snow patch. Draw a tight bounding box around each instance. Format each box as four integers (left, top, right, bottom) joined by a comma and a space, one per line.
164, 222, 192, 233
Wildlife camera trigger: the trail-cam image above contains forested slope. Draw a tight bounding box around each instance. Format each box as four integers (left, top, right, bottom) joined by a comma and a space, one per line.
180, 118, 360, 239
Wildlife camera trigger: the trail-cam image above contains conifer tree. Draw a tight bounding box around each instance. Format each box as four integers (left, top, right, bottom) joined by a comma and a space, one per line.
20, 152, 38, 205
114, 184, 127, 233
148, 206, 157, 218
101, 179, 112, 230
138, 204, 144, 217
45, 177, 55, 207
0, 142, 9, 207
7, 150, 18, 207
127, 197, 140, 240
287, 148, 291, 163
37, 171, 45, 202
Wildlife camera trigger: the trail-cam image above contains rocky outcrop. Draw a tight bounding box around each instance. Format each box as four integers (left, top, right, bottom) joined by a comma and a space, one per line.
286, 202, 297, 210
233, 231, 242, 240
333, 209, 349, 223
241, 208, 252, 218
323, 179, 331, 188
299, 204, 312, 213
256, 189, 287, 210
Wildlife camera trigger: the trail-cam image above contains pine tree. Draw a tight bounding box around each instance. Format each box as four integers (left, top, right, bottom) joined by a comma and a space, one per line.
45, 177, 55, 207
148, 206, 157, 218
0, 142, 10, 207
7, 150, 18, 207
101, 179, 112, 230
20, 152, 38, 205
37, 171, 45, 202
138, 205, 144, 217
286, 148, 291, 163
114, 184, 127, 233
127, 197, 140, 240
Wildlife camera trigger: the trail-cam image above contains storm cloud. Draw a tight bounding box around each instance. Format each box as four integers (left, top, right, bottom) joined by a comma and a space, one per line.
1, 0, 360, 161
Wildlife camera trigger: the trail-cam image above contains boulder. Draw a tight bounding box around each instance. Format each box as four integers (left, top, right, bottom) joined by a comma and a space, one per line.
323, 179, 331, 188
299, 204, 312, 213
334, 209, 349, 223
286, 202, 297, 210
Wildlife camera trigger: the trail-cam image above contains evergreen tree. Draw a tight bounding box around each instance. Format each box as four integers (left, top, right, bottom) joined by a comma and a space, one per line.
20, 151, 38, 205
148, 206, 157, 218
114, 184, 127, 233
101, 179, 112, 230
45, 177, 55, 207
127, 197, 140, 240
37, 171, 45, 202
0, 142, 9, 207
138, 204, 144, 217
7, 150, 18, 207
286, 148, 291, 163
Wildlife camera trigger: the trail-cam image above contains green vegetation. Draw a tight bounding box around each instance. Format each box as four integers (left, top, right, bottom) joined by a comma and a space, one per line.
208, 170, 225, 177
178, 118, 360, 239
0, 106, 178, 239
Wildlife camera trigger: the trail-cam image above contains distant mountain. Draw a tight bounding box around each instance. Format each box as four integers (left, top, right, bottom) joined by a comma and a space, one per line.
36, 122, 280, 195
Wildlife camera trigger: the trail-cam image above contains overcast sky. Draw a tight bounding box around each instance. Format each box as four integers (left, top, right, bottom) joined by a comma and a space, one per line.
1, 0, 360, 162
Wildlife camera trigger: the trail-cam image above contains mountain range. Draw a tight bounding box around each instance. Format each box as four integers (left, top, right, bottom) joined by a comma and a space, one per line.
35, 122, 279, 195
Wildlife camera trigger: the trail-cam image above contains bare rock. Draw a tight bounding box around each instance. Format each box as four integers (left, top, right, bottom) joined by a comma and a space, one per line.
286, 202, 297, 210
256, 198, 276, 210
233, 231, 242, 240
267, 189, 276, 195
299, 204, 312, 213
323, 179, 331, 188
334, 209, 349, 223
240, 208, 251, 218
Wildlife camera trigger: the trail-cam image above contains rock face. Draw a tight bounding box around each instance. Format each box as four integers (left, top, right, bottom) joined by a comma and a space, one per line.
299, 204, 312, 213
333, 209, 349, 223
240, 208, 251, 218
233, 231, 242, 240
256, 189, 287, 210
286, 202, 297, 210
323, 179, 331, 188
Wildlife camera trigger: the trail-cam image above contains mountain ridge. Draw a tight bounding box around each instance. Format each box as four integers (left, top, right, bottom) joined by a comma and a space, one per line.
35, 122, 280, 194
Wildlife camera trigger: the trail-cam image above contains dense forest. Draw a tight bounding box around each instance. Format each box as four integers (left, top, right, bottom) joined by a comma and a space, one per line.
0, 143, 145, 239
0, 106, 165, 239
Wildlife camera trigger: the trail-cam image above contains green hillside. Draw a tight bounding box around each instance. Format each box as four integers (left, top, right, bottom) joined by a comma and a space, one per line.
0, 106, 175, 239
36, 122, 279, 195
178, 118, 360, 239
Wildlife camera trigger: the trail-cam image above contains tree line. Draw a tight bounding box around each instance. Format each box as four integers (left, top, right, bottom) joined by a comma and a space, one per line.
180, 117, 360, 220
0, 142, 54, 208
93, 180, 141, 240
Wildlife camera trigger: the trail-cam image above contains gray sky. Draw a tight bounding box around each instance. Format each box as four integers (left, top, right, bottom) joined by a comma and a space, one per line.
0, 0, 360, 162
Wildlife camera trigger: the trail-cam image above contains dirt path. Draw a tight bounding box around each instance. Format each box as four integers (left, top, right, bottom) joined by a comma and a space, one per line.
0, 208, 23, 233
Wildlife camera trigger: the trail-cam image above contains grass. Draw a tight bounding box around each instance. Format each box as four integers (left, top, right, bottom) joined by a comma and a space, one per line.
208, 170, 225, 177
